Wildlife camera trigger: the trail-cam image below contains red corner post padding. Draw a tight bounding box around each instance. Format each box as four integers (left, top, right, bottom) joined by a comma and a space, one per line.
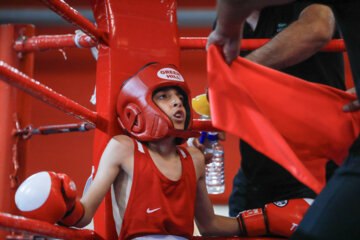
207, 45, 360, 193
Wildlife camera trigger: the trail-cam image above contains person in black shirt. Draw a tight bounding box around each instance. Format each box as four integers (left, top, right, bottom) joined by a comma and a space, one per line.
228, 2, 344, 217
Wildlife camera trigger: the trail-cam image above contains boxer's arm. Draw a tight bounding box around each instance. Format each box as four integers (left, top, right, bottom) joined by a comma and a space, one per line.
76, 135, 134, 227
189, 147, 240, 236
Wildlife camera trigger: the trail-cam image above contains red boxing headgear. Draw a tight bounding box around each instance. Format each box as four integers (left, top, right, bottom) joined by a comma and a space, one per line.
116, 63, 192, 142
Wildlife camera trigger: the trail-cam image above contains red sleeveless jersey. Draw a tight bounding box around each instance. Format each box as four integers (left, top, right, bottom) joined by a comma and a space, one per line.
118, 140, 197, 240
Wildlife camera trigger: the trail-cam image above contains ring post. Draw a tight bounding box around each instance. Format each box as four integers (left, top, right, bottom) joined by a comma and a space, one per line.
0, 24, 34, 239
91, 0, 180, 238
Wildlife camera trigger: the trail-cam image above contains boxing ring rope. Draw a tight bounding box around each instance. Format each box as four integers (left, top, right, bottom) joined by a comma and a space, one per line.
0, 212, 275, 240
0, 61, 98, 126
180, 38, 346, 51
13, 35, 346, 53
0, 212, 104, 240
39, 0, 108, 45
14, 34, 96, 52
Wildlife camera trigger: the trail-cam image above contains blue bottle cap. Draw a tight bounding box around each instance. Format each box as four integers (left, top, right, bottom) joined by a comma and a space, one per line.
207, 132, 218, 141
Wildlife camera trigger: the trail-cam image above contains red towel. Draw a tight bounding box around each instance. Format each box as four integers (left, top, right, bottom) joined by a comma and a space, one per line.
207, 45, 360, 193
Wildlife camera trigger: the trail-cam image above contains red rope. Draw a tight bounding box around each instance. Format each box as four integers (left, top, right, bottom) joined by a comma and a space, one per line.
39, 0, 108, 45
14, 34, 96, 53
180, 38, 346, 52
0, 212, 103, 240
0, 61, 99, 126
0, 211, 284, 239
14, 36, 346, 53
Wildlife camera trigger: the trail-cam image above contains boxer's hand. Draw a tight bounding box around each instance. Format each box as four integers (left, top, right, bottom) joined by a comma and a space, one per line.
15, 171, 83, 226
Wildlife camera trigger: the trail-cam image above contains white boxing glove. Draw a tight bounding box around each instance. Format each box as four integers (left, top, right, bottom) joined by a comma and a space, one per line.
15, 171, 84, 226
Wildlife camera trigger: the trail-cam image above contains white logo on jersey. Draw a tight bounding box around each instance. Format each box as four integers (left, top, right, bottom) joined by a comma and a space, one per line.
146, 207, 161, 214
157, 68, 184, 82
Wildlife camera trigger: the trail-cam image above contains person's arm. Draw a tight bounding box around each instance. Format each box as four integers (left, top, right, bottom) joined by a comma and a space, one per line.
207, 0, 293, 65
188, 147, 239, 236
245, 4, 336, 69
75, 135, 134, 227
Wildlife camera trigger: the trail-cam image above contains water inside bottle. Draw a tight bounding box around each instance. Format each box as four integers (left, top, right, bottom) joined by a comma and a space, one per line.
206, 151, 225, 194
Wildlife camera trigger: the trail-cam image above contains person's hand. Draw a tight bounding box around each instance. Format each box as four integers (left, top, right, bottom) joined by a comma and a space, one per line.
343, 87, 360, 112
188, 132, 226, 164
217, 132, 226, 141
206, 27, 241, 65
188, 137, 211, 163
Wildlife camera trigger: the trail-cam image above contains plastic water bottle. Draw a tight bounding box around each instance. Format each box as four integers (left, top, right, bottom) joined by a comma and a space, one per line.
204, 132, 225, 194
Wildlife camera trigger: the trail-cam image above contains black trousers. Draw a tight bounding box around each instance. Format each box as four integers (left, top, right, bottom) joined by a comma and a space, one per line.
291, 135, 360, 239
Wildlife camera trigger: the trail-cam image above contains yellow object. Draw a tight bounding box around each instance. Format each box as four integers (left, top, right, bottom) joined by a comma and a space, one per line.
192, 93, 210, 117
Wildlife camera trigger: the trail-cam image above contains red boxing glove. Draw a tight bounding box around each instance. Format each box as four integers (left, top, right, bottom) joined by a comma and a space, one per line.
57, 173, 84, 226
237, 198, 312, 237
15, 171, 84, 226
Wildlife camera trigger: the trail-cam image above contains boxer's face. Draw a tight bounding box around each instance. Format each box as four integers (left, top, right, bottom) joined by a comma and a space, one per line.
153, 87, 186, 130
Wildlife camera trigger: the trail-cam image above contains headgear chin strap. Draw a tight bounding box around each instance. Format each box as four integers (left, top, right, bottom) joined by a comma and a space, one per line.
116, 62, 194, 142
